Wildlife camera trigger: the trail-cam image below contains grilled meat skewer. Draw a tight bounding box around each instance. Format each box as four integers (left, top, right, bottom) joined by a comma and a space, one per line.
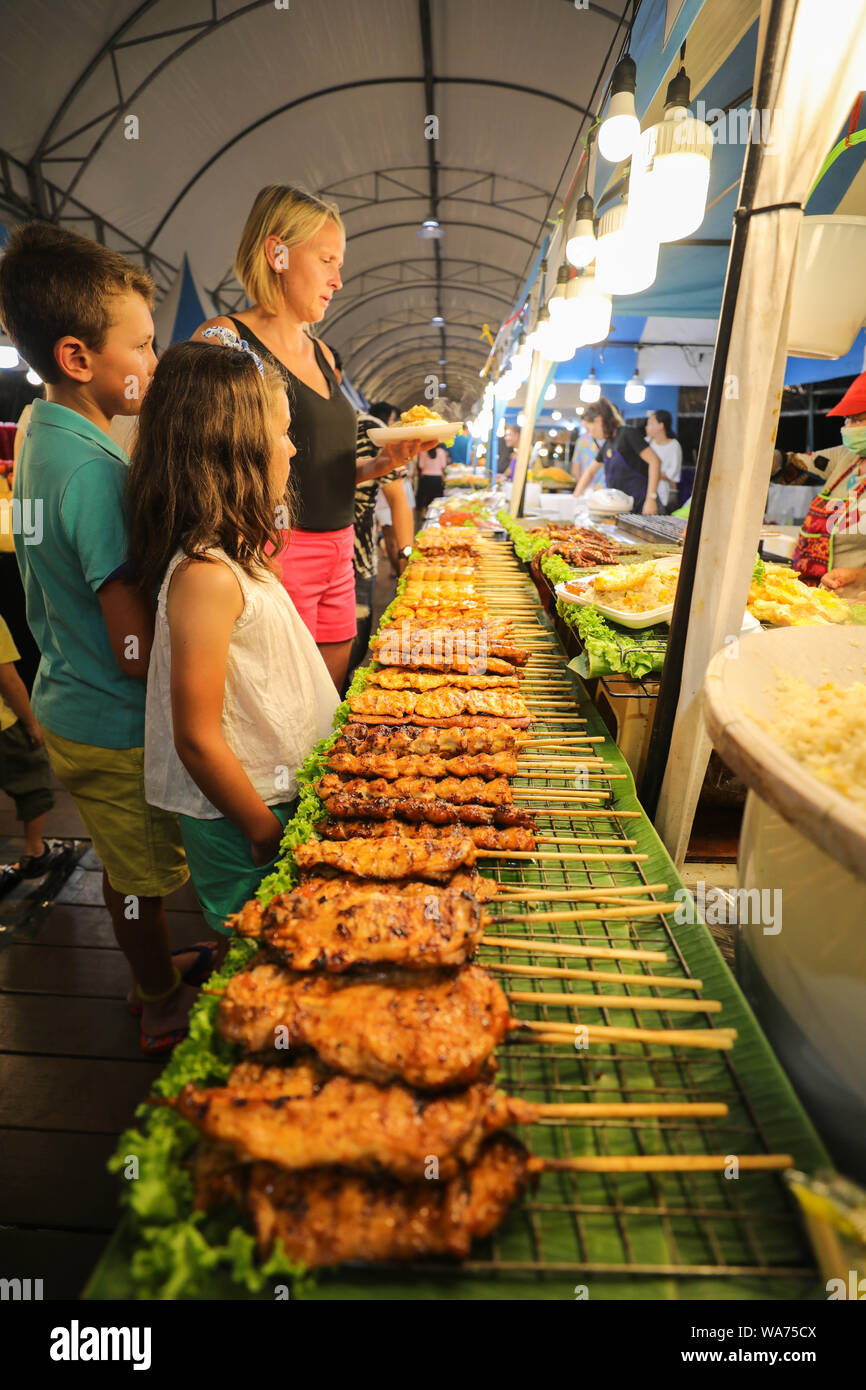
326, 751, 519, 781
364, 670, 520, 691
316, 818, 537, 853
349, 688, 529, 721
293, 833, 476, 882
193, 1135, 531, 1266
372, 637, 528, 673
170, 1061, 533, 1180
292, 868, 498, 900
316, 774, 513, 807
231, 883, 485, 972
319, 790, 534, 827
333, 722, 524, 757
215, 964, 510, 1089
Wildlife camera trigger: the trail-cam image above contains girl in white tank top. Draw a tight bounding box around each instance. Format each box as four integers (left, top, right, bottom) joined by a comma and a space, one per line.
127, 336, 339, 933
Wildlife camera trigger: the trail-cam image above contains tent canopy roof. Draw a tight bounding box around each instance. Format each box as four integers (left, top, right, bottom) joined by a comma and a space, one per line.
3, 0, 864, 405
0, 0, 635, 406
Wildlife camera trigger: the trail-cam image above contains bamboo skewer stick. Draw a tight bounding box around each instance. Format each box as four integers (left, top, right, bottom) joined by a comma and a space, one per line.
479, 849, 648, 863
516, 774, 625, 783
528, 808, 642, 818
514, 792, 611, 804
534, 1154, 793, 1174
495, 900, 676, 919
535, 836, 638, 846
481, 935, 667, 962
484, 961, 703, 991
528, 806, 644, 811
515, 1019, 736, 1050
536, 1101, 729, 1119
495, 882, 669, 899
507, 990, 721, 1015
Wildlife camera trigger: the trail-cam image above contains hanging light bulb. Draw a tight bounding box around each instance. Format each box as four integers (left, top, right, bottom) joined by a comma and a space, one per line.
566, 192, 597, 269
0, 345, 20, 369
510, 332, 532, 384
569, 272, 612, 347
580, 369, 602, 404
543, 321, 577, 362
517, 411, 527, 426
624, 369, 646, 404
598, 55, 640, 163
544, 383, 557, 402
548, 263, 571, 317
594, 200, 659, 296
494, 371, 516, 401
26, 367, 42, 386
527, 304, 552, 353
627, 67, 713, 244
551, 410, 562, 421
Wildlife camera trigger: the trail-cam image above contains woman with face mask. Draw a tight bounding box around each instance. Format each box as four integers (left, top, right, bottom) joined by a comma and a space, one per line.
779, 373, 866, 593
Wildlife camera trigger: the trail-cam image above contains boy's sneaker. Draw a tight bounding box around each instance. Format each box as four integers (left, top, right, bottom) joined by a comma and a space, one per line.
19, 840, 75, 879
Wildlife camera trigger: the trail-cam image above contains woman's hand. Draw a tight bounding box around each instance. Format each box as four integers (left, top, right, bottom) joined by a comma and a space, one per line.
250, 812, 284, 866
821, 566, 866, 591
356, 439, 425, 484
642, 496, 658, 515
385, 438, 426, 466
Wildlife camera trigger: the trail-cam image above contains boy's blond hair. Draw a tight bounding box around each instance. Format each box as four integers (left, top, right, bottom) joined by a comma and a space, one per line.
234, 185, 344, 315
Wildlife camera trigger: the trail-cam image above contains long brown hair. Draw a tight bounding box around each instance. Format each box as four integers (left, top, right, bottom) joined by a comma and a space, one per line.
583, 397, 623, 440
127, 340, 290, 592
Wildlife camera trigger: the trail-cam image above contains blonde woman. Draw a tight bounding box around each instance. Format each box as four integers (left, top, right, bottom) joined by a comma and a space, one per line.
194, 185, 420, 690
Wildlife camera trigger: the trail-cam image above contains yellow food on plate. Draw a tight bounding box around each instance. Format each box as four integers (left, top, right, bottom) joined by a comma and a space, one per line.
400, 404, 444, 424
747, 564, 849, 627
770, 673, 866, 811
590, 558, 680, 612
399, 403, 455, 446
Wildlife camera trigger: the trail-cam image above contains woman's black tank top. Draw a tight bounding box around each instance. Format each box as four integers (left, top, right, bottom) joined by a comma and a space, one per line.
229, 317, 356, 531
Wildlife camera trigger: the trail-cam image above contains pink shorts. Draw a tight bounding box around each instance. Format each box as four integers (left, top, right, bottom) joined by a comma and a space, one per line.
279, 525, 357, 643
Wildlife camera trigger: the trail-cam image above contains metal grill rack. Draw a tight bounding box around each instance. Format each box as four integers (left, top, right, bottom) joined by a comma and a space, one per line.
390, 539, 819, 1294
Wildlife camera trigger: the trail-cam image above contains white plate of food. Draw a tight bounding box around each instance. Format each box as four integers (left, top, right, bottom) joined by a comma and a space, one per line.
367, 416, 459, 446
556, 579, 674, 628
555, 556, 681, 629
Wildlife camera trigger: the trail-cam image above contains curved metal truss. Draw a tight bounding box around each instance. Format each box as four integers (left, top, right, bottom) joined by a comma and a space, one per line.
317, 166, 553, 227
360, 352, 484, 399
8, 0, 624, 396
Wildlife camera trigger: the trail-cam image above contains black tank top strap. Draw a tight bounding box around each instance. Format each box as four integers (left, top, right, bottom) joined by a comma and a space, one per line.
226, 317, 356, 532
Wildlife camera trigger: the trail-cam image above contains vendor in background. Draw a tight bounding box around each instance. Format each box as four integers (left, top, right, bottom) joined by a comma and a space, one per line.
497, 423, 520, 477
416, 442, 448, 518
645, 409, 682, 513
572, 397, 662, 514
774, 371, 866, 593
193, 184, 421, 691
348, 401, 414, 683
448, 424, 471, 467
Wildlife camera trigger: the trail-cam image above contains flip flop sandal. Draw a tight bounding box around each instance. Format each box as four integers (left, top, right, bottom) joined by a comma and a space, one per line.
126, 942, 217, 1017
139, 1023, 190, 1056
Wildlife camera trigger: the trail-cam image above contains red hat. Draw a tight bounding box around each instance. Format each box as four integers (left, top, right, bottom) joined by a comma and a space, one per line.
827, 371, 866, 417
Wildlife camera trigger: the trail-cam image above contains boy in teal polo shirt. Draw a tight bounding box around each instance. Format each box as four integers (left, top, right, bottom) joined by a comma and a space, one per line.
0, 223, 209, 1054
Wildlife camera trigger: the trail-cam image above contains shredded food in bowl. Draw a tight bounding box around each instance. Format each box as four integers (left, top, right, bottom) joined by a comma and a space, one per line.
581, 557, 680, 613
770, 672, 866, 812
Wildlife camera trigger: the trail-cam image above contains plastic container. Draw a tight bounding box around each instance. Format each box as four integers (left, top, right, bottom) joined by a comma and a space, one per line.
703, 626, 866, 1179
788, 215, 866, 359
